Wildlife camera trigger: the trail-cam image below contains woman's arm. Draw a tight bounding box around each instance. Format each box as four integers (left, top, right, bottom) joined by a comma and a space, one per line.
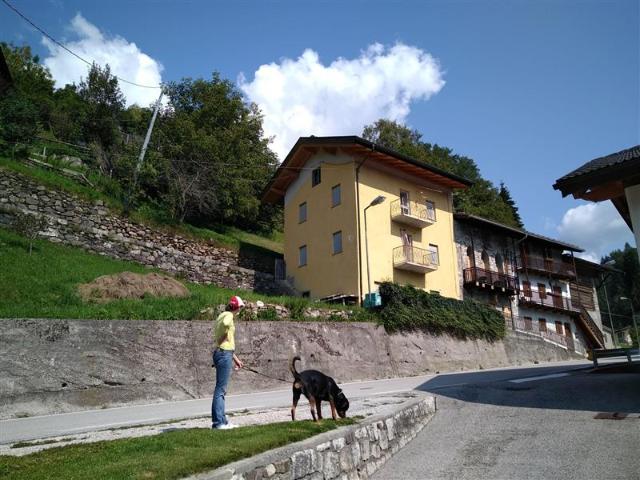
233, 353, 243, 369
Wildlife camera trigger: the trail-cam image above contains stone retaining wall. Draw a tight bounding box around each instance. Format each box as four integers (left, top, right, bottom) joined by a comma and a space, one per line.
0, 319, 581, 419
0, 168, 290, 295
190, 395, 436, 480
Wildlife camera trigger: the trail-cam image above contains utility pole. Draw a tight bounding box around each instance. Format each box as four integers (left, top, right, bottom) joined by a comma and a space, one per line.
124, 90, 163, 213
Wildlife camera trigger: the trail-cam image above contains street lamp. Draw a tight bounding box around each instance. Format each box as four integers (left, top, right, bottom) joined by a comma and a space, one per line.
364, 195, 386, 303
619, 296, 639, 348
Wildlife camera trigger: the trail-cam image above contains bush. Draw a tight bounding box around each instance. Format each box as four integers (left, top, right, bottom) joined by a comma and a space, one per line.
377, 282, 506, 342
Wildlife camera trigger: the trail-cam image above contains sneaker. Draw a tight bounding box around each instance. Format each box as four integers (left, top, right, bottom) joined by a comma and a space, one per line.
215, 423, 237, 430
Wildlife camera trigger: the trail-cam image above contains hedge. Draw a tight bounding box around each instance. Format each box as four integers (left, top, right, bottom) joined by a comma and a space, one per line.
377, 282, 506, 342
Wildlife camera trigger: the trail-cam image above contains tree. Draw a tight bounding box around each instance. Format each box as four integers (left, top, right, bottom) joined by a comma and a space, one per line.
78, 63, 125, 172
362, 119, 523, 227
499, 182, 523, 228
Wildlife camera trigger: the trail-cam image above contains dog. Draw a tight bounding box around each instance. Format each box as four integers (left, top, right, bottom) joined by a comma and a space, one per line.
289, 356, 349, 422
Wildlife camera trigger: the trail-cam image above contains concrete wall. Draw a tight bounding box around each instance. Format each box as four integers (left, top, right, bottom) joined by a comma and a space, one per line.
0, 319, 581, 419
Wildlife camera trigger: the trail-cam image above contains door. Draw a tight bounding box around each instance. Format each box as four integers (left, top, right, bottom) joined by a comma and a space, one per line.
401, 229, 413, 262
400, 191, 410, 215
564, 323, 574, 351
552, 285, 563, 309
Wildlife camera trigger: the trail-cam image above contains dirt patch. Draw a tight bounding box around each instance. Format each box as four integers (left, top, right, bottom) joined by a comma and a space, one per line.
78, 272, 190, 303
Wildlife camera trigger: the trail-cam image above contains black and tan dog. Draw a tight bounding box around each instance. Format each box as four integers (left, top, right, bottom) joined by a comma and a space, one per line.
289, 356, 349, 422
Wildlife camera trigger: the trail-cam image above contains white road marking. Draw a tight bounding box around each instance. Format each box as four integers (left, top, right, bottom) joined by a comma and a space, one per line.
509, 373, 570, 384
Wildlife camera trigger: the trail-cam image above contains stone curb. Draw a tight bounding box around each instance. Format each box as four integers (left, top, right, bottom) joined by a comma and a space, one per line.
187, 394, 436, 480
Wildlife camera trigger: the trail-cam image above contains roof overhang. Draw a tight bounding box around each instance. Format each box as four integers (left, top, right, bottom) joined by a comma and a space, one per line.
262, 136, 473, 204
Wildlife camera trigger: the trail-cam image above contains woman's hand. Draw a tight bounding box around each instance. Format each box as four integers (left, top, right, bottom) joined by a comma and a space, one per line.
233, 355, 243, 370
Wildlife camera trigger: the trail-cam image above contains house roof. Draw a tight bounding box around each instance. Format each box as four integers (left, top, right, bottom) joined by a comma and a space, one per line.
553, 145, 640, 230
454, 212, 584, 252
0, 47, 13, 94
261, 136, 473, 204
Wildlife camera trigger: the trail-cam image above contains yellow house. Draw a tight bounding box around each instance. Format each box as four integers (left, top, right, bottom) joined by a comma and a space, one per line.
262, 136, 471, 302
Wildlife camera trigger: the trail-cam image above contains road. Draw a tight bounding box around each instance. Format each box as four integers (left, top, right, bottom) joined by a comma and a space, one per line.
372, 361, 640, 480
0, 360, 591, 445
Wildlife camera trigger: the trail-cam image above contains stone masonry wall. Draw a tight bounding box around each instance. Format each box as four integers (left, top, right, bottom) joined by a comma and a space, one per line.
0, 168, 289, 295
190, 396, 436, 480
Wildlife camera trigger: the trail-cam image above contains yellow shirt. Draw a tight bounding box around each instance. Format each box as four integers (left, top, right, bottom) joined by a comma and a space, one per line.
214, 311, 235, 350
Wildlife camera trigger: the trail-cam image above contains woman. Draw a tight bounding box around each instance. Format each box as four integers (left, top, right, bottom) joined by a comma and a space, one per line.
212, 295, 244, 429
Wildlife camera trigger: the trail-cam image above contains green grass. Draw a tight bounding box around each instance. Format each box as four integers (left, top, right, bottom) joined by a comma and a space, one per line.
0, 227, 367, 321
0, 420, 352, 480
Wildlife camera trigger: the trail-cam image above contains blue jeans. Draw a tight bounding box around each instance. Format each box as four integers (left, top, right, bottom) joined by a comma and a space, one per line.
212, 349, 233, 428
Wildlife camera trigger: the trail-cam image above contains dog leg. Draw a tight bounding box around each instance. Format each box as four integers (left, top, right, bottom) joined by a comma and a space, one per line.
329, 398, 337, 421
291, 385, 302, 421
316, 400, 323, 420
309, 397, 318, 422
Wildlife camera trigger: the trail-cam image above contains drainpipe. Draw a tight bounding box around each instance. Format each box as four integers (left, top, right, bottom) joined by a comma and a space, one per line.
355, 145, 375, 304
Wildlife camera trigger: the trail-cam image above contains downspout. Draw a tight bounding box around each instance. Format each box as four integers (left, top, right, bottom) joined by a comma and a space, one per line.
355, 145, 375, 304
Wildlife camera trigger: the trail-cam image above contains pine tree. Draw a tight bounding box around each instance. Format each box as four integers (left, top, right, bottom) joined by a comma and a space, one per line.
499, 182, 523, 228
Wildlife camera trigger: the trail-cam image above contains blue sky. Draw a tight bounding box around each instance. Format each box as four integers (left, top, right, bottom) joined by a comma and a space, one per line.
1, 0, 638, 259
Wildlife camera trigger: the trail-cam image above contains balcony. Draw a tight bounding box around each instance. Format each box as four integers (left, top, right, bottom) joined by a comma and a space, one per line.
393, 245, 439, 273
518, 254, 576, 279
390, 199, 436, 228
519, 290, 579, 314
463, 267, 518, 294
511, 316, 578, 352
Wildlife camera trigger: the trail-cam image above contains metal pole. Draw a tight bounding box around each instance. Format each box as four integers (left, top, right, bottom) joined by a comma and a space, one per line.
125, 90, 163, 212
364, 204, 372, 300
603, 284, 616, 348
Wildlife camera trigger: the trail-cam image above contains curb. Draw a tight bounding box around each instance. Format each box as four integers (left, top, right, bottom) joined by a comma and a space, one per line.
187, 394, 436, 480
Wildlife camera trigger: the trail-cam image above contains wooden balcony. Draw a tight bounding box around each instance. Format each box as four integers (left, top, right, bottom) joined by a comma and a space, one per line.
518, 254, 576, 279
393, 245, 438, 273
519, 290, 579, 315
463, 267, 518, 294
390, 199, 435, 228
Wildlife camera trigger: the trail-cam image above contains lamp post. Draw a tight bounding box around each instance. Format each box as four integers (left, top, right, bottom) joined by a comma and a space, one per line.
364, 195, 386, 303
619, 296, 639, 348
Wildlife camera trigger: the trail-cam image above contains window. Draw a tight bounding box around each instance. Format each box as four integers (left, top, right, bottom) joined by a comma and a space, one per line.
524, 317, 532, 330
298, 202, 307, 223
537, 283, 547, 299
555, 321, 563, 335
425, 200, 436, 221
298, 245, 307, 267
331, 184, 341, 207
312, 167, 321, 187
564, 323, 572, 338
428, 244, 439, 265
332, 231, 343, 254
400, 190, 410, 214
522, 281, 532, 297
538, 318, 547, 333
495, 253, 505, 275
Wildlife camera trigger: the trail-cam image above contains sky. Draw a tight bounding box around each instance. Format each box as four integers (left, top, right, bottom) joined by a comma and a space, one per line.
1, 0, 638, 261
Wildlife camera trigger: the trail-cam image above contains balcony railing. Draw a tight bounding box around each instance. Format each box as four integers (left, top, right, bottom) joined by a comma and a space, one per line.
393, 245, 439, 273
519, 290, 579, 313
463, 267, 518, 292
512, 316, 579, 352
519, 254, 576, 278
390, 199, 436, 228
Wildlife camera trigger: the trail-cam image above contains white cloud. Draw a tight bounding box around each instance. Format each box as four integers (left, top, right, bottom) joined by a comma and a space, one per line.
42, 14, 163, 107
556, 202, 635, 261
239, 43, 445, 159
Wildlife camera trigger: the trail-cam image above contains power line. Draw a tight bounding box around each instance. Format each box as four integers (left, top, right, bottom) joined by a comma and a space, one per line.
1, 0, 162, 89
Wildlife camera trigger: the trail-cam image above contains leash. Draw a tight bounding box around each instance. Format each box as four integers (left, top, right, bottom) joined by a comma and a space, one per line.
241, 366, 290, 383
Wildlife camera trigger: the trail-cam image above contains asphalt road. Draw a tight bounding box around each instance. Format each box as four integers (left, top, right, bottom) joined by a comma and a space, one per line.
372, 361, 640, 480
0, 360, 591, 445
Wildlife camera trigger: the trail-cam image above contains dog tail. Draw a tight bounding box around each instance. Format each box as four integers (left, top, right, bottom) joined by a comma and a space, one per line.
289, 355, 302, 381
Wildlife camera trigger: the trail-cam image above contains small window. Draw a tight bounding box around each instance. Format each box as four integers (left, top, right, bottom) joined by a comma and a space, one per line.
299, 202, 307, 223
312, 167, 321, 187
332, 231, 342, 254
299, 245, 307, 267
522, 281, 532, 297
524, 317, 533, 330
425, 200, 436, 221
555, 321, 563, 335
331, 184, 341, 207
537, 283, 546, 299
564, 323, 572, 338
538, 318, 547, 333
428, 244, 439, 265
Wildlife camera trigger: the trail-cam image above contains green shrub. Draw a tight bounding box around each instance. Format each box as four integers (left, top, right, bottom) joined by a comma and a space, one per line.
377, 282, 506, 342
257, 307, 278, 321
284, 297, 310, 320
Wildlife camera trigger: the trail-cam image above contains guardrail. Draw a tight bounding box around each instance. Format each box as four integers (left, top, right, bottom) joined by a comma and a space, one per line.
519, 254, 576, 278
519, 290, 579, 313
393, 245, 439, 270
463, 267, 518, 291
390, 199, 436, 223
512, 316, 581, 353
